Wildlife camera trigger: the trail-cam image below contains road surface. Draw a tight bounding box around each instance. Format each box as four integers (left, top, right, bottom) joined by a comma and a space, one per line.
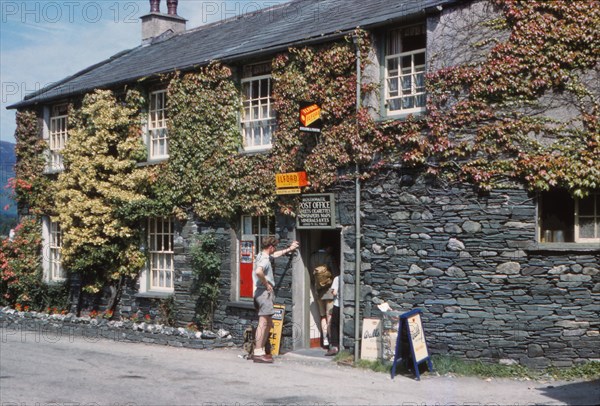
1, 326, 598, 405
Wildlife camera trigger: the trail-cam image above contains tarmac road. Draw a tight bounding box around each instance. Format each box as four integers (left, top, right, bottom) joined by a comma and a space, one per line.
0, 326, 598, 406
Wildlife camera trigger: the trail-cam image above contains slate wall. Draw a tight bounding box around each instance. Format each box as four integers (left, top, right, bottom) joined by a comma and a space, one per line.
335, 170, 599, 368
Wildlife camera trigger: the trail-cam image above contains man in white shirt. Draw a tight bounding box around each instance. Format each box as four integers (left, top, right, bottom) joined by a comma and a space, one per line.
252, 236, 299, 363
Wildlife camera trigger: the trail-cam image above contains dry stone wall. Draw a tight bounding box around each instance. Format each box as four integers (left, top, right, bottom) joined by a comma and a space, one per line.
336, 170, 599, 368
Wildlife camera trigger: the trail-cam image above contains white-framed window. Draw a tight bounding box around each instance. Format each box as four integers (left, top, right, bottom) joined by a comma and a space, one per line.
384, 24, 426, 116
238, 215, 275, 299
538, 191, 600, 243
48, 104, 68, 171
241, 62, 275, 151
575, 193, 600, 242
148, 90, 168, 160
42, 217, 65, 282
147, 217, 174, 291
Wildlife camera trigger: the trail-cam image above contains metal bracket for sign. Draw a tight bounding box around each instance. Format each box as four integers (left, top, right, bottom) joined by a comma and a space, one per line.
391, 308, 434, 381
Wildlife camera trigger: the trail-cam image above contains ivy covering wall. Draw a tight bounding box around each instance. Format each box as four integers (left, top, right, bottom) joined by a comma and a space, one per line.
3, 0, 599, 311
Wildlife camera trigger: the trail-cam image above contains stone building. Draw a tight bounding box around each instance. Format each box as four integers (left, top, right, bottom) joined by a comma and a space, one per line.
7, 0, 599, 367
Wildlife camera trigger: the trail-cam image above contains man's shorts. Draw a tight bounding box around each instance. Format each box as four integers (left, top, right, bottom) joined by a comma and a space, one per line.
253, 288, 275, 316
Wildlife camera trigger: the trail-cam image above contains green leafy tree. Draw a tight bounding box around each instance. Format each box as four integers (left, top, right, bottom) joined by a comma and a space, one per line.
190, 233, 221, 329
56, 90, 148, 311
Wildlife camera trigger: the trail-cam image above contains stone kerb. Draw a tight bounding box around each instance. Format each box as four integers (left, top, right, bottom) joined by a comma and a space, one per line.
0, 308, 235, 350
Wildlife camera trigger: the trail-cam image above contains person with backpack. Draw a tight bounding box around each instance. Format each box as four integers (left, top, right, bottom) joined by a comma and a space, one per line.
310, 246, 338, 348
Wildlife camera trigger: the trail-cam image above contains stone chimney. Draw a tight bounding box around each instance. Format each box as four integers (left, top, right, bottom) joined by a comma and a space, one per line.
141, 0, 186, 44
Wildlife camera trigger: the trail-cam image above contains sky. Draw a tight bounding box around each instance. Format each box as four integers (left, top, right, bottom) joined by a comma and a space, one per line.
0, 0, 289, 144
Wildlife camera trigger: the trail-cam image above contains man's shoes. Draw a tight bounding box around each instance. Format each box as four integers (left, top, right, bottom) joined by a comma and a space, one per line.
325, 347, 338, 356
253, 354, 274, 364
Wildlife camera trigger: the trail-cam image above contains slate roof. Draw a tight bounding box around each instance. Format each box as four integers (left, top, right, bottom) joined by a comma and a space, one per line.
10, 0, 457, 109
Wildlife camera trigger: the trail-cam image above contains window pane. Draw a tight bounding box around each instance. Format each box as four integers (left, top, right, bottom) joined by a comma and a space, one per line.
579, 196, 595, 216
254, 126, 261, 146
414, 52, 425, 69
415, 73, 425, 91
539, 191, 575, 242
579, 217, 596, 239
401, 76, 412, 94
252, 82, 259, 99
388, 78, 398, 96
400, 55, 412, 72
260, 79, 269, 98
389, 99, 401, 111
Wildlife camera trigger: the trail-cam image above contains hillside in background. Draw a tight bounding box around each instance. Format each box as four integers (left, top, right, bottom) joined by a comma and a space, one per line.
0, 141, 17, 236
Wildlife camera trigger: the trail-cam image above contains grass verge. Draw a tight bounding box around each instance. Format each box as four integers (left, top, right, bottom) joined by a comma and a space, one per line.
334, 351, 600, 381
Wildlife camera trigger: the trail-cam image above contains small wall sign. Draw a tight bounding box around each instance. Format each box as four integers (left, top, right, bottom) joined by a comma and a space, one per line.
296, 193, 335, 229
299, 101, 322, 133
275, 171, 308, 188
361, 318, 382, 360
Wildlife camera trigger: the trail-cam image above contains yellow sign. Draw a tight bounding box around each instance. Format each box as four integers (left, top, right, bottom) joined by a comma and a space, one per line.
300, 104, 321, 127
269, 304, 285, 355
275, 171, 308, 188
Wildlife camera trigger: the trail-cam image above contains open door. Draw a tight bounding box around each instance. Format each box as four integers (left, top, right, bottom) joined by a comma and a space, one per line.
294, 229, 341, 349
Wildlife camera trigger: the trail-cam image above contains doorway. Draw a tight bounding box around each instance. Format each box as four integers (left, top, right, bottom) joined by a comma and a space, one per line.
293, 229, 341, 350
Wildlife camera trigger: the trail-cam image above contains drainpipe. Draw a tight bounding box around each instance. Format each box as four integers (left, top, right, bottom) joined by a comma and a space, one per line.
353, 34, 362, 363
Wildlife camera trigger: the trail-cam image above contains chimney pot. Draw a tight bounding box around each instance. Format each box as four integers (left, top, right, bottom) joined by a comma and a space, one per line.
149, 0, 160, 13
167, 0, 178, 15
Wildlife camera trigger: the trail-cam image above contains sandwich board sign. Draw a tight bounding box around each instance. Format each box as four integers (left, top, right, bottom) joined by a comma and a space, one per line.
391, 309, 434, 380
268, 304, 285, 355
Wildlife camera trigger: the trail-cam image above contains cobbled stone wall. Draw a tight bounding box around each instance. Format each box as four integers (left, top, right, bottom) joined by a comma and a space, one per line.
335, 170, 599, 368
0, 309, 235, 350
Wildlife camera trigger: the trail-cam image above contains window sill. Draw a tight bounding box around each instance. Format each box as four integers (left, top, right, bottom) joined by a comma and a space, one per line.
44, 168, 64, 175
135, 291, 173, 299
378, 109, 426, 123
45, 279, 67, 285
240, 146, 272, 155
526, 243, 600, 253
137, 157, 169, 167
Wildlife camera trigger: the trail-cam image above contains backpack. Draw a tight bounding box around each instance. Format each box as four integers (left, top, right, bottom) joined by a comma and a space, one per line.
313, 265, 333, 289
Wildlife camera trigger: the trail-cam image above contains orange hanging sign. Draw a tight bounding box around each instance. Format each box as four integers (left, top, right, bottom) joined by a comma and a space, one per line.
275, 171, 308, 188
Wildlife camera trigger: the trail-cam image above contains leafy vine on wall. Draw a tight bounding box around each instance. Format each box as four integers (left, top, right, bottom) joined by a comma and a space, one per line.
11, 110, 52, 213
390, 0, 599, 196
6, 0, 598, 309
56, 89, 148, 296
